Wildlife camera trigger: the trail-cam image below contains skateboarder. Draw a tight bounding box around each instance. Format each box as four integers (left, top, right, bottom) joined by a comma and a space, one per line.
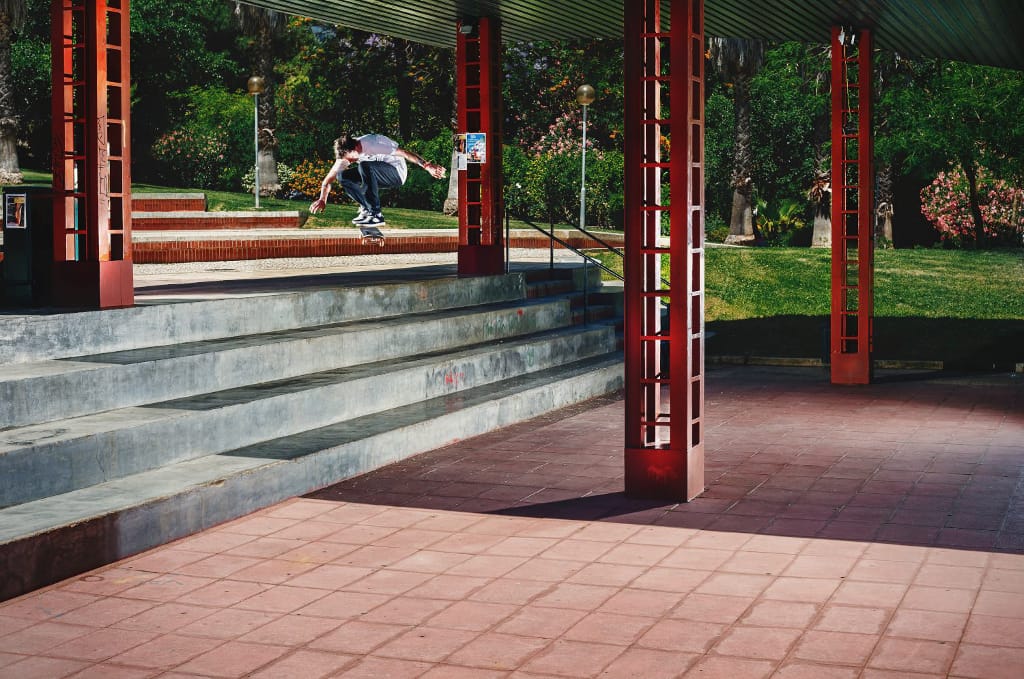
308, 133, 446, 226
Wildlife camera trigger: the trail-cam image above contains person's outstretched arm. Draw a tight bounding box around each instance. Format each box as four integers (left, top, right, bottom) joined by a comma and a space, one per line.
309, 158, 350, 213
394, 148, 446, 179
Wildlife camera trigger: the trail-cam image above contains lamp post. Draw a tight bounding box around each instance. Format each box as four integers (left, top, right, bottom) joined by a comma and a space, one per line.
575, 84, 596, 230
247, 76, 265, 208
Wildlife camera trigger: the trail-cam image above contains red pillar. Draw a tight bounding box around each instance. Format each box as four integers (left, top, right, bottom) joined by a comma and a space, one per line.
830, 27, 874, 384
50, 0, 134, 309
624, 0, 706, 501
456, 17, 504, 276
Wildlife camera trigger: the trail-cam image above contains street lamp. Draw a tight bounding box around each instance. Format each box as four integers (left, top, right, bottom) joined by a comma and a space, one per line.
575, 84, 596, 230
247, 75, 265, 208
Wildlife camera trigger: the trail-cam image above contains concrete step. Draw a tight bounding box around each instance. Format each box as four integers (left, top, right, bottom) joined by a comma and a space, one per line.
0, 297, 571, 429
0, 323, 617, 507
0, 264, 624, 601
131, 192, 206, 212
0, 352, 623, 601
0, 273, 525, 365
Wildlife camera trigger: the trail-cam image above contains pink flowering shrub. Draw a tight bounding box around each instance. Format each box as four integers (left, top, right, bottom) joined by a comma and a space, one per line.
920, 164, 1023, 247
529, 110, 596, 156
152, 128, 230, 190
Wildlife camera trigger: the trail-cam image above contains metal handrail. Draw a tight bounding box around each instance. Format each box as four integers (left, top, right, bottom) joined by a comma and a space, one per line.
510, 215, 624, 282
505, 209, 671, 290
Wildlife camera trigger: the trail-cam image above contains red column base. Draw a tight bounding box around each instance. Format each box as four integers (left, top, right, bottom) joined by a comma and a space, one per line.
51, 260, 134, 309
624, 446, 705, 501
458, 244, 504, 277
830, 352, 872, 385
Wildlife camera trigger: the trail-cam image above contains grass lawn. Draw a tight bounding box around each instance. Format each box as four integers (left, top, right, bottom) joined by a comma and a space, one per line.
703, 247, 1024, 368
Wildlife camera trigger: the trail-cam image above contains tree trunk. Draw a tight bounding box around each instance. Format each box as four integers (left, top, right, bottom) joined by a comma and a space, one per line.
725, 76, 755, 242
810, 150, 831, 248
962, 158, 985, 247
443, 147, 459, 215
443, 73, 459, 215
255, 22, 279, 194
0, 12, 22, 184
876, 162, 895, 245
395, 39, 413, 141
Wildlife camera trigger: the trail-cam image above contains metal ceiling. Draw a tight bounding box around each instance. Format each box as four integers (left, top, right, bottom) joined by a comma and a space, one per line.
240, 0, 1024, 70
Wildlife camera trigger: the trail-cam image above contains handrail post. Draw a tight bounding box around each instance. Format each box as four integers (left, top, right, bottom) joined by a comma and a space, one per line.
582, 254, 589, 326
505, 202, 510, 273
549, 215, 555, 270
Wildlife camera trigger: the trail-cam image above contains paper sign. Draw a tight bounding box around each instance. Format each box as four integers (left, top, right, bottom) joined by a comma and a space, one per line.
5, 194, 26, 229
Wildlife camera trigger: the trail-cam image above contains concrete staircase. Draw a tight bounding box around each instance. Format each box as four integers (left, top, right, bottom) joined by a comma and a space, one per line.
0, 267, 623, 600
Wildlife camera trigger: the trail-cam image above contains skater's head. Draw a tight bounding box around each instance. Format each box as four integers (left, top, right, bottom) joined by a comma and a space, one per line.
333, 134, 360, 160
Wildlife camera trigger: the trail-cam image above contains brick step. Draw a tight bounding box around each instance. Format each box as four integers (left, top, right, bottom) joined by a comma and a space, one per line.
131, 192, 206, 212
132, 210, 304, 230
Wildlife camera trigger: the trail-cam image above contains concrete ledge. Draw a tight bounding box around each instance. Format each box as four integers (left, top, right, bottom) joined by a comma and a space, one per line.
709, 355, 945, 370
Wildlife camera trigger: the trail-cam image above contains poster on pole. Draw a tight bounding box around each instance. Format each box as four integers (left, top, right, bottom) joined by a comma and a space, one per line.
5, 193, 26, 229
455, 133, 487, 169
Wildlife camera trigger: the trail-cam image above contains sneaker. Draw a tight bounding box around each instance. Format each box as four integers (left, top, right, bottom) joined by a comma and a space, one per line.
351, 207, 370, 224
364, 212, 386, 227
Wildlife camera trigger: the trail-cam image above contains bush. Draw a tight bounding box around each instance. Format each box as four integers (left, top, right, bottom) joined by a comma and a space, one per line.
398, 132, 455, 211
705, 213, 730, 243
152, 86, 254, 190
152, 128, 230, 190
921, 164, 1024, 247
504, 145, 624, 229
503, 145, 533, 218
755, 197, 810, 246
242, 163, 295, 196
289, 158, 335, 201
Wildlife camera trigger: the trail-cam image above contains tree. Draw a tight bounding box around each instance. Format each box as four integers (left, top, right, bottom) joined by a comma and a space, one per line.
130, 0, 239, 182
881, 59, 1024, 247
233, 1, 287, 194
0, 0, 27, 184
503, 39, 624, 154
709, 37, 766, 242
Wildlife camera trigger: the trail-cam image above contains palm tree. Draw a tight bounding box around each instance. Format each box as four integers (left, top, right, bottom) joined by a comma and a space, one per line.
709, 37, 765, 242
233, 1, 286, 194
0, 0, 27, 184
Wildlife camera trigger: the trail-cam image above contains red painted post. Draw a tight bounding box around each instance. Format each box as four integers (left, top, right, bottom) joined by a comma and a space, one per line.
830, 26, 874, 384
624, 0, 705, 501
50, 0, 134, 308
456, 17, 504, 276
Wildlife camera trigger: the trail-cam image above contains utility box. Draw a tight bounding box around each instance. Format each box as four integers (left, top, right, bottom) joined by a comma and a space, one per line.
2, 186, 53, 306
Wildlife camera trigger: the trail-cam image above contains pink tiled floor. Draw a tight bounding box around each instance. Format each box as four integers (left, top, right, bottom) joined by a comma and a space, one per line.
1, 366, 1022, 678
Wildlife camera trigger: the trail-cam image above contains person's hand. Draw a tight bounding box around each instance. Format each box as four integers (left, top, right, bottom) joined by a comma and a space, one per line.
425, 162, 446, 179
309, 198, 326, 214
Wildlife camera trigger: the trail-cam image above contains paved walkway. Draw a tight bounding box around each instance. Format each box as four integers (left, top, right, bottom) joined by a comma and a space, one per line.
1, 365, 1021, 678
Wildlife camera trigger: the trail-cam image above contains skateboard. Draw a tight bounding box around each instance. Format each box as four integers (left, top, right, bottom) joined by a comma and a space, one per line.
359, 225, 385, 247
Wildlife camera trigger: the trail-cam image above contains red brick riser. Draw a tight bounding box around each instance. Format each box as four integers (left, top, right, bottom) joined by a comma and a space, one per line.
132, 234, 622, 264
133, 215, 302, 230
132, 198, 207, 212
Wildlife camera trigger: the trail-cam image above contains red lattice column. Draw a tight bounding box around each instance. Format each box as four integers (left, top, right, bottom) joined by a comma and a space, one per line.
456, 17, 504, 276
624, 0, 705, 501
50, 0, 134, 308
830, 26, 874, 384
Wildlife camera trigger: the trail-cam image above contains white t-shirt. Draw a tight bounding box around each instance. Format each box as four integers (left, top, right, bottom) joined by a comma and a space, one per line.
357, 134, 407, 184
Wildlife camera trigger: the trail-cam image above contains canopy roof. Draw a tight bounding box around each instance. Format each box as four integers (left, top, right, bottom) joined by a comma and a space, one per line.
240, 0, 1024, 70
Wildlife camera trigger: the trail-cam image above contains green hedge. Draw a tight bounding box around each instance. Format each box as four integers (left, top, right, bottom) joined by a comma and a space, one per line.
503, 145, 624, 228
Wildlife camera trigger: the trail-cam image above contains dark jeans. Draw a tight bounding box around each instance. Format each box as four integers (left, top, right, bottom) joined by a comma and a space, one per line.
339, 161, 403, 214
